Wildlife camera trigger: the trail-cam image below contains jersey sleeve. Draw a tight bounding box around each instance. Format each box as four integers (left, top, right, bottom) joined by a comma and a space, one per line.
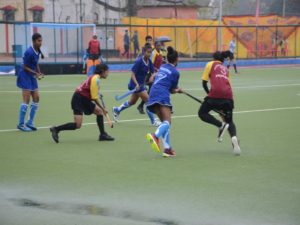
23, 50, 34, 66
90, 76, 100, 100
170, 70, 180, 90
131, 59, 140, 74
202, 61, 213, 81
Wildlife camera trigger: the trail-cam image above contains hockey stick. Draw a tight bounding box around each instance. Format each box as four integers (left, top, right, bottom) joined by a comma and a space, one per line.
182, 91, 226, 116
99, 94, 113, 128
114, 89, 136, 101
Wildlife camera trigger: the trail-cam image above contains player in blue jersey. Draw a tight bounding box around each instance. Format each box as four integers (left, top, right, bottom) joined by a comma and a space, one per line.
112, 43, 160, 126
146, 46, 182, 157
16, 33, 44, 131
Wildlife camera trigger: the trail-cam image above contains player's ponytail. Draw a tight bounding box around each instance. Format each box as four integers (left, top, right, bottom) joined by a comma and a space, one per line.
167, 46, 178, 64
94, 63, 109, 75
32, 33, 44, 59
213, 51, 224, 62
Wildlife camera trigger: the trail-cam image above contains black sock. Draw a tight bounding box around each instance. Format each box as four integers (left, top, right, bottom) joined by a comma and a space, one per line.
97, 115, 105, 135
233, 64, 237, 73
228, 122, 237, 137
55, 122, 77, 132
138, 101, 145, 108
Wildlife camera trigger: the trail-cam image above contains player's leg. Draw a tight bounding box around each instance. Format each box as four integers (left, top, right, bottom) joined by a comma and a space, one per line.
94, 106, 114, 141
222, 100, 240, 155
26, 90, 39, 130
113, 93, 139, 121
232, 58, 238, 73
17, 90, 32, 131
137, 100, 145, 114
139, 91, 159, 126
198, 98, 228, 142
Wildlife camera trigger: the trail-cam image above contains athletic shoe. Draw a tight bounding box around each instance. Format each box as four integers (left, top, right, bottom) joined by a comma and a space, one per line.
99, 133, 115, 141
25, 123, 37, 131
163, 148, 176, 157
17, 124, 32, 132
152, 118, 161, 127
112, 107, 120, 122
50, 127, 59, 143
218, 123, 229, 142
146, 133, 160, 153
231, 136, 241, 156
137, 105, 145, 114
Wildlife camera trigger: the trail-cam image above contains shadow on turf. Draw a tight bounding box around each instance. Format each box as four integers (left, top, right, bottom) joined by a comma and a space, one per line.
12, 198, 180, 225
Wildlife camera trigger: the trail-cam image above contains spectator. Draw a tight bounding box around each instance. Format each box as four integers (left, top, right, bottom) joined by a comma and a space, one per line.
131, 30, 140, 58
122, 30, 130, 58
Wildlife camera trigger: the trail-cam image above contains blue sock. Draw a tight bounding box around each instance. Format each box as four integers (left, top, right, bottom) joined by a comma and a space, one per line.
162, 130, 171, 149
27, 102, 39, 125
117, 101, 130, 113
154, 121, 170, 138
146, 108, 155, 124
18, 103, 28, 126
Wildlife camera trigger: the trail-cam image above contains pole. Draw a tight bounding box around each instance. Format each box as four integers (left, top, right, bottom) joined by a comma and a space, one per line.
23, 0, 27, 22
282, 0, 286, 17
255, 0, 260, 25
218, 0, 223, 51
80, 0, 83, 23
52, 0, 57, 62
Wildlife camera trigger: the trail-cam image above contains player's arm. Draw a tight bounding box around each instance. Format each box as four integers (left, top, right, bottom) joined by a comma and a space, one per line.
170, 72, 182, 94
201, 62, 212, 94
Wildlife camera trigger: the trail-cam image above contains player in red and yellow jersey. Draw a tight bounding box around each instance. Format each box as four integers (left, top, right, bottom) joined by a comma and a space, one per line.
198, 51, 241, 155
50, 64, 114, 143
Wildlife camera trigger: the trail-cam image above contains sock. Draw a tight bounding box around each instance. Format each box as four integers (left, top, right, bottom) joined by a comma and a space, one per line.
233, 64, 237, 73
228, 122, 237, 137
162, 130, 171, 149
18, 103, 28, 126
96, 115, 105, 135
27, 102, 39, 125
117, 101, 130, 113
146, 108, 155, 124
154, 121, 170, 138
55, 122, 77, 132
138, 101, 145, 108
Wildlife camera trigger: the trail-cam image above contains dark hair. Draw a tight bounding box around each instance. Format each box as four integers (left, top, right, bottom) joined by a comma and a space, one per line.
144, 43, 152, 51
213, 51, 224, 62
145, 35, 152, 41
167, 46, 178, 64
94, 63, 109, 75
32, 33, 44, 59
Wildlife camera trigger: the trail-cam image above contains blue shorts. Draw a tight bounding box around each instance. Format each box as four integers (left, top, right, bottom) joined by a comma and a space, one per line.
146, 99, 173, 113
128, 83, 146, 93
17, 70, 38, 91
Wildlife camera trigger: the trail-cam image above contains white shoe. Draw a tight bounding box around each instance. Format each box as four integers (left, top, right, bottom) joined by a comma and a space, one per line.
231, 136, 241, 156
152, 118, 161, 127
218, 123, 229, 142
112, 107, 120, 122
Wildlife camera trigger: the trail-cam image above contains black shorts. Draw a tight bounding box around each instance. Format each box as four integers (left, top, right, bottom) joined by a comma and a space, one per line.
199, 97, 234, 123
229, 52, 234, 60
89, 54, 100, 60
71, 92, 96, 115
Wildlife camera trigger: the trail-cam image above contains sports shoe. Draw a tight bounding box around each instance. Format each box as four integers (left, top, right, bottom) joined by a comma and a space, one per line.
163, 148, 176, 157
218, 123, 229, 142
137, 104, 145, 114
25, 123, 37, 131
50, 127, 59, 143
112, 107, 120, 122
152, 118, 161, 127
146, 133, 160, 153
231, 136, 241, 156
99, 133, 115, 141
17, 124, 32, 132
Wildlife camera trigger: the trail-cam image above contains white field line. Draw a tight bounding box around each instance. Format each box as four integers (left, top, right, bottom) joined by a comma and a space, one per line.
0, 106, 299, 133
0, 83, 300, 93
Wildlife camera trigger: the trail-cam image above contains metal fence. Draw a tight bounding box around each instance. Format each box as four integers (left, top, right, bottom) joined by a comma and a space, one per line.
0, 22, 299, 67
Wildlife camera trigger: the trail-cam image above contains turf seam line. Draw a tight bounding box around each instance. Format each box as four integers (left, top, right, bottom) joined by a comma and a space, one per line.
0, 106, 300, 133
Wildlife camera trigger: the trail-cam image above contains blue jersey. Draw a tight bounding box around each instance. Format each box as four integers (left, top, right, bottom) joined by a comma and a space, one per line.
128, 57, 154, 91
17, 46, 41, 91
147, 64, 180, 110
